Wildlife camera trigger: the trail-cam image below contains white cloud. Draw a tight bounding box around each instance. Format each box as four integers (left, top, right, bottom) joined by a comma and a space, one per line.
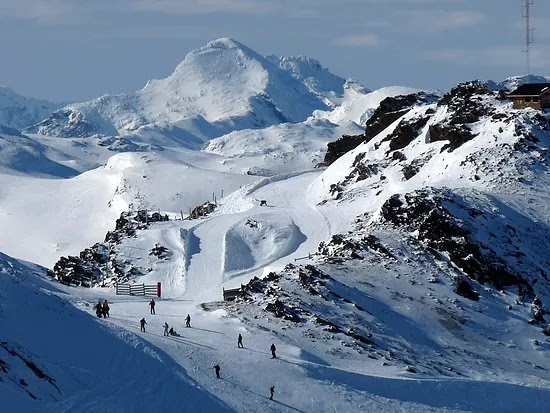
396, 10, 485, 33
0, 0, 75, 23
133, 0, 279, 15
422, 46, 550, 70
333, 34, 380, 48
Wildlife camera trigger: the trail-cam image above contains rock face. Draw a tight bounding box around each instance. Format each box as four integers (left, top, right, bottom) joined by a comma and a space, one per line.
323, 92, 438, 165
380, 190, 531, 291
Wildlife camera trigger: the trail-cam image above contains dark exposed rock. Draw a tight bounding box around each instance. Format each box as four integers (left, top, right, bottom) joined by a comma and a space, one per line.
265, 299, 301, 322
392, 151, 406, 161
341, 153, 378, 185
401, 163, 419, 181
324, 134, 366, 165
383, 116, 430, 152
366, 92, 439, 142
380, 191, 531, 291
149, 244, 172, 259
428, 123, 475, 153
455, 277, 480, 301
188, 201, 216, 219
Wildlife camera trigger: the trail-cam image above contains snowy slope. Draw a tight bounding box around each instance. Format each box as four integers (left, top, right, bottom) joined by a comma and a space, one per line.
35, 38, 331, 142
314, 84, 425, 126
494, 74, 550, 91
267, 55, 357, 106
0, 252, 231, 413
0, 131, 80, 178
0, 86, 62, 130
203, 118, 364, 175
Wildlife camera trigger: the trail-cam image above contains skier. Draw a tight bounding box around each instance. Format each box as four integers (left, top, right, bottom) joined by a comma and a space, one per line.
163, 322, 169, 336
95, 302, 102, 318
185, 314, 191, 327
237, 333, 243, 348
102, 300, 110, 318
270, 343, 277, 358
169, 327, 181, 337
269, 385, 275, 400
140, 318, 147, 332
149, 298, 156, 315
213, 364, 221, 378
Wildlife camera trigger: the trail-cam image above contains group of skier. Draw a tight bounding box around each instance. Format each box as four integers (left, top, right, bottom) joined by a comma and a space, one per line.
100, 297, 279, 401
95, 300, 110, 318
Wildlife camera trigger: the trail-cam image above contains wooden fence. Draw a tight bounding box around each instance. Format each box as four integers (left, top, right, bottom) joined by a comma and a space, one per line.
222, 286, 241, 301
116, 282, 161, 298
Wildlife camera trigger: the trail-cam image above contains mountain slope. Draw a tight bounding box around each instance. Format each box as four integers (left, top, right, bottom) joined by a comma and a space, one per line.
0, 252, 231, 413
8, 79, 550, 412
0, 86, 62, 130
35, 38, 332, 141
267, 55, 356, 106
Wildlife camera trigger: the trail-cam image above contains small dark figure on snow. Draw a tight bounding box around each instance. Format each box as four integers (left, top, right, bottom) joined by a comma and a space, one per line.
140, 318, 147, 332
185, 314, 191, 327
269, 385, 275, 400
102, 300, 110, 318
95, 302, 103, 318
149, 299, 156, 315
163, 322, 169, 336
270, 343, 277, 358
169, 327, 181, 337
237, 334, 243, 348
259, 200, 267, 206
213, 364, 221, 378
534, 296, 543, 307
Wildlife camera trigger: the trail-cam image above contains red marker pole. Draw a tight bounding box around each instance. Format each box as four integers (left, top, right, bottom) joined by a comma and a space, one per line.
157, 282, 162, 298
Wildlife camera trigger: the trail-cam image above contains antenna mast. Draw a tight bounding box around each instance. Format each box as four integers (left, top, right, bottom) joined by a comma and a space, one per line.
522, 0, 534, 76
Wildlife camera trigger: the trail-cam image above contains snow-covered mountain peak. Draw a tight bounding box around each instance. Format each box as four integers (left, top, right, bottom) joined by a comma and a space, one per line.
35, 38, 335, 142
0, 86, 62, 130
267, 54, 355, 105
484, 74, 550, 92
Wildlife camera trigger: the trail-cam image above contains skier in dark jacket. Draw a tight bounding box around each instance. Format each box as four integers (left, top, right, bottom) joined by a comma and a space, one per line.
102, 300, 110, 318
270, 343, 277, 358
213, 364, 221, 378
95, 302, 103, 318
269, 385, 275, 400
140, 318, 147, 332
149, 299, 156, 315
237, 333, 243, 348
185, 314, 191, 327
169, 327, 181, 337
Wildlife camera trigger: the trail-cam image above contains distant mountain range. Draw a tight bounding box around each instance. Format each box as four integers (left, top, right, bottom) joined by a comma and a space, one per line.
30, 38, 352, 145
0, 86, 63, 131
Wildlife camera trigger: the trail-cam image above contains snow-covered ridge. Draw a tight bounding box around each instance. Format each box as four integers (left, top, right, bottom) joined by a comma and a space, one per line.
0, 86, 62, 131
34, 38, 336, 142
267, 54, 356, 106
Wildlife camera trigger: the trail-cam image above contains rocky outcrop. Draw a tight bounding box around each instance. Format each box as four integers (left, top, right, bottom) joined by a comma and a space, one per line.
188, 201, 216, 219
366, 92, 437, 142
380, 191, 531, 291
323, 92, 438, 166
48, 210, 170, 286
323, 134, 366, 165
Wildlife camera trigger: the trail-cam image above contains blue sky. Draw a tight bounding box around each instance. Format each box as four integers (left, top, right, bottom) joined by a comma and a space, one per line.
1, 0, 549, 102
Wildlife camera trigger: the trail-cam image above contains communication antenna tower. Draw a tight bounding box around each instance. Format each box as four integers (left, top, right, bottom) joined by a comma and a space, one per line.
522, 0, 534, 76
